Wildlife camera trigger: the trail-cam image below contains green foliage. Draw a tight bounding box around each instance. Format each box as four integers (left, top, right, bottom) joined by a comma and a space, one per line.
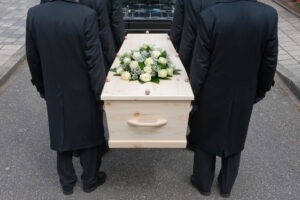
160, 51, 167, 58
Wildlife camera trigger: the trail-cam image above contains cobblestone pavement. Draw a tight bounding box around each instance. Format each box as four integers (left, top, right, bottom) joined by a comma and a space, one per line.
0, 0, 39, 82
263, 0, 300, 97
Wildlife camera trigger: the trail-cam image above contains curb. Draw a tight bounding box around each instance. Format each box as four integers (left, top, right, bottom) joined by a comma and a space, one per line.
0, 45, 26, 87
272, 0, 300, 18
276, 64, 300, 100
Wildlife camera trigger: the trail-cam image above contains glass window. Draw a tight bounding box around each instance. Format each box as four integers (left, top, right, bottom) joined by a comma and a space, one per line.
122, 0, 176, 20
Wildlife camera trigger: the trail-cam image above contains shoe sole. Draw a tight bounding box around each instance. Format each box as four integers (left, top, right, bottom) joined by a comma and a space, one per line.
83, 175, 106, 193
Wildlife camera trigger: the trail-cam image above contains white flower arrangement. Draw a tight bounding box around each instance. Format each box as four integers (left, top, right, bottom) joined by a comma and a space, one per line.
111, 44, 181, 84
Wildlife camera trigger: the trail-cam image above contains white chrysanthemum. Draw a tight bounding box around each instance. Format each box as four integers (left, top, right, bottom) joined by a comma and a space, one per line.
121, 72, 131, 80
143, 66, 152, 74
158, 69, 168, 78
140, 73, 152, 82
144, 57, 154, 66
116, 67, 124, 74
152, 50, 161, 59
167, 68, 174, 76
130, 61, 139, 70
158, 57, 167, 65
123, 57, 131, 64
132, 52, 142, 60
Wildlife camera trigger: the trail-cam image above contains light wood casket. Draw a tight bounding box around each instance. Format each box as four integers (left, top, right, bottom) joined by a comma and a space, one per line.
101, 34, 194, 148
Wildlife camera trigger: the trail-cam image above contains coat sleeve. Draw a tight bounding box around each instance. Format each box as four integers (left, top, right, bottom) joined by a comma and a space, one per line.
256, 11, 278, 99
26, 12, 45, 98
84, 12, 106, 101
189, 13, 212, 101
111, 0, 125, 51
170, 0, 184, 51
95, 0, 116, 73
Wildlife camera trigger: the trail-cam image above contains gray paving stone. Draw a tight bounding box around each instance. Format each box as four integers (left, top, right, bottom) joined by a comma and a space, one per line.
278, 54, 293, 61
279, 59, 299, 65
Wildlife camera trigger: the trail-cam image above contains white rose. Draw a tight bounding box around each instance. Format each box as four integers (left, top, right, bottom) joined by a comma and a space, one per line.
116, 67, 124, 74
132, 52, 141, 60
143, 66, 152, 74
158, 57, 167, 65
130, 61, 139, 70
158, 69, 168, 78
152, 50, 161, 59
140, 73, 152, 82
167, 68, 174, 76
144, 57, 154, 66
125, 51, 132, 56
121, 72, 131, 80
123, 57, 131, 64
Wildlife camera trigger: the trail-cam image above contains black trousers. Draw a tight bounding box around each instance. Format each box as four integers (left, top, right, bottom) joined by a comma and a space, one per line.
57, 146, 102, 190
193, 149, 241, 194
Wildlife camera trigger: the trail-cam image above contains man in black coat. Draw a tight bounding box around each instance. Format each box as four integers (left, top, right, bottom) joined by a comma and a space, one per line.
189, 0, 278, 197
106, 0, 125, 52
40, 0, 124, 73
26, 0, 107, 195
170, 0, 217, 75
78, 0, 125, 71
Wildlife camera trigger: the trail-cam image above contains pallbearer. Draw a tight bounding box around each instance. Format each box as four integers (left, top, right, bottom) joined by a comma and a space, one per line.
26, 0, 107, 195
189, 0, 278, 197
170, 0, 217, 75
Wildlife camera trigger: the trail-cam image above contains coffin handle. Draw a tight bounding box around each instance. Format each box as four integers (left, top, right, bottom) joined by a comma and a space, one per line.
127, 116, 167, 127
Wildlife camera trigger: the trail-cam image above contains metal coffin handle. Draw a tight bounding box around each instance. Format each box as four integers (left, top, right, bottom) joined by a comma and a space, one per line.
127, 116, 168, 127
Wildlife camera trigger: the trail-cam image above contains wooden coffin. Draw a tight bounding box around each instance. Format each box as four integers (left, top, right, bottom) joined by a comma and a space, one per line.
101, 34, 194, 148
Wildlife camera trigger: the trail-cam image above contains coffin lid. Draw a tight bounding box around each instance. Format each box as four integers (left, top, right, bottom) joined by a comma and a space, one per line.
101, 34, 194, 101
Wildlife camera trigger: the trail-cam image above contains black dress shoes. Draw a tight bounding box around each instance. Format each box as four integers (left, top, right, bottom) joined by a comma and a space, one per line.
190, 175, 211, 196
220, 193, 231, 198
62, 187, 74, 195
217, 180, 231, 198
83, 171, 107, 193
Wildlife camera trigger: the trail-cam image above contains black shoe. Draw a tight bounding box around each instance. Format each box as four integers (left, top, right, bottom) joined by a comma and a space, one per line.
220, 193, 231, 198
190, 175, 211, 196
83, 171, 107, 193
62, 187, 74, 195
217, 179, 231, 198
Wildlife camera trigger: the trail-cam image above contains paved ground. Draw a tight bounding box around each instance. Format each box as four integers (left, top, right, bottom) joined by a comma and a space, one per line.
0, 61, 299, 200
0, 0, 39, 85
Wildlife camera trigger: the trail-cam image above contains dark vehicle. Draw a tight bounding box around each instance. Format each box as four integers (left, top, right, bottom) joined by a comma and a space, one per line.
122, 0, 176, 33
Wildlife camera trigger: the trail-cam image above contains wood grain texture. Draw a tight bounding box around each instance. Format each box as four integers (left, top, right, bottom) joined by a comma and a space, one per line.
102, 34, 194, 148
105, 100, 191, 148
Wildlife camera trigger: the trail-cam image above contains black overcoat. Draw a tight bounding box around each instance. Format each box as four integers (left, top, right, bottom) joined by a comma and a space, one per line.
26, 0, 106, 152
170, 0, 217, 75
79, 0, 117, 73
40, 0, 117, 73
188, 0, 278, 157
105, 0, 125, 52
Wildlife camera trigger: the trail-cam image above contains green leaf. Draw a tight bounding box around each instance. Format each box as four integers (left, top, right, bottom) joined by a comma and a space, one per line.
151, 77, 160, 84
161, 51, 167, 58
173, 69, 182, 75
110, 68, 117, 72
139, 79, 146, 84
113, 74, 121, 76
159, 77, 171, 80
139, 62, 145, 70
